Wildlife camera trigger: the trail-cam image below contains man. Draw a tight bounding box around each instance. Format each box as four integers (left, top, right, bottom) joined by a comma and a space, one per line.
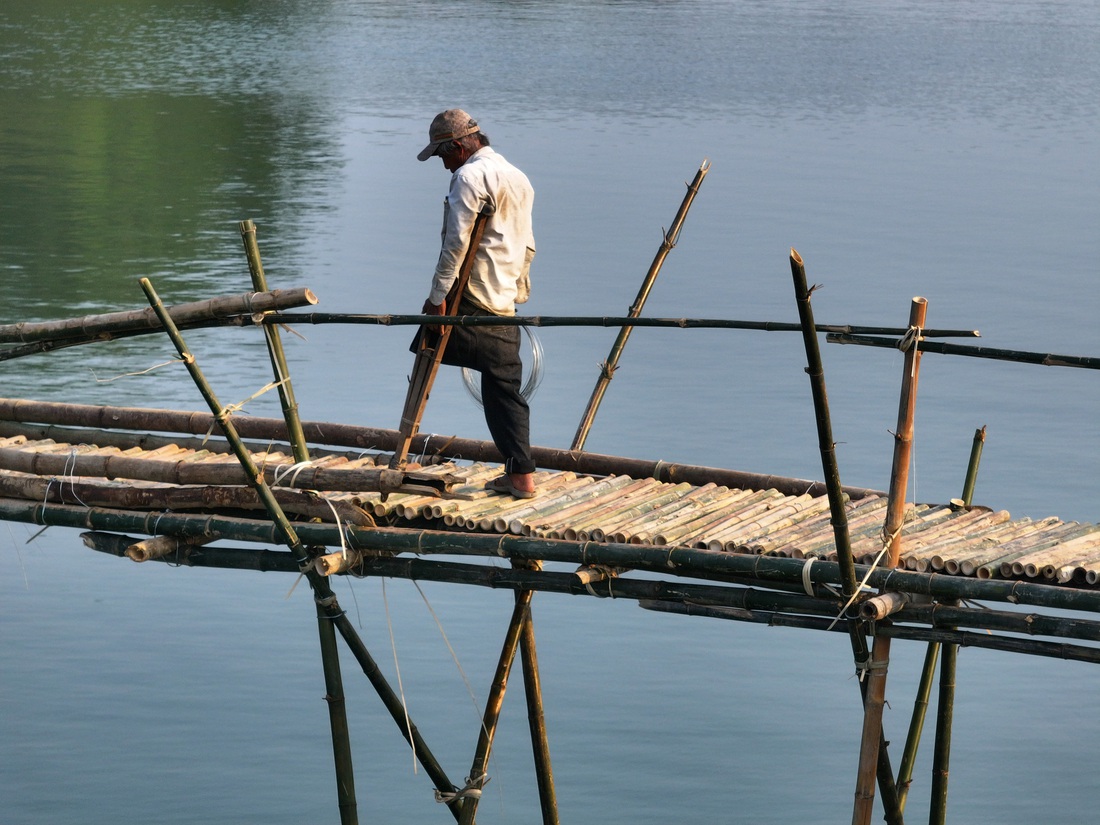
417, 109, 537, 498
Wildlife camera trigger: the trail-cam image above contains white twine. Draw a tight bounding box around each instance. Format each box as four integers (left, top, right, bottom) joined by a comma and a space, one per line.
435, 774, 489, 804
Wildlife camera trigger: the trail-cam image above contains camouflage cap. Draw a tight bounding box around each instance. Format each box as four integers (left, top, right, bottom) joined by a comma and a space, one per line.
417, 109, 480, 161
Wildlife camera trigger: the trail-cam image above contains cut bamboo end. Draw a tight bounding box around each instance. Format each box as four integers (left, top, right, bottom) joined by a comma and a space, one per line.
316, 551, 360, 576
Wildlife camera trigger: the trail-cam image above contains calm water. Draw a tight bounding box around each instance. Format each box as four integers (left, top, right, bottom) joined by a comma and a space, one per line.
2, 2, 1098, 823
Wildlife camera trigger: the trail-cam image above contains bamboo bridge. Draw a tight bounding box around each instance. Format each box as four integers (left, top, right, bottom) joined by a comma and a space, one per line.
3, 197, 1099, 825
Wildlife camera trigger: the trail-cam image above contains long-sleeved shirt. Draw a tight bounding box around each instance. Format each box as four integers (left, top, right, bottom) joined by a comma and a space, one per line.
429, 146, 535, 316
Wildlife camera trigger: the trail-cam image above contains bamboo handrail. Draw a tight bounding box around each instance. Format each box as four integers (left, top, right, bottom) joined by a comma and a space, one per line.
0, 287, 317, 345
828, 332, 1099, 370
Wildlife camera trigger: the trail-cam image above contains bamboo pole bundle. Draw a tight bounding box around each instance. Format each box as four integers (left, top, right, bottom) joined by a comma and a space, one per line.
963, 521, 1080, 578
927, 518, 1041, 573
1008, 527, 1100, 577
905, 515, 1024, 573
0, 442, 447, 496
898, 509, 1009, 570
528, 476, 654, 538
721, 495, 835, 553
461, 473, 579, 531
597, 483, 697, 543
474, 473, 587, 532
0, 397, 887, 500
0, 288, 318, 345
492, 476, 606, 534
613, 483, 724, 544
948, 518, 1059, 575
560, 479, 671, 540
1018, 528, 1100, 578
787, 497, 891, 560
650, 487, 766, 546
511, 475, 635, 535
692, 490, 795, 551
13, 496, 1100, 614
645, 486, 761, 546
624, 483, 735, 545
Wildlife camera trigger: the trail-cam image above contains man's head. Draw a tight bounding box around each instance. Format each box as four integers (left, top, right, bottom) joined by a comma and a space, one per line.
417, 109, 487, 171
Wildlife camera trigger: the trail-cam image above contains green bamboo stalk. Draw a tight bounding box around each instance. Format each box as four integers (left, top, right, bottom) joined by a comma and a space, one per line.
240, 220, 309, 464
896, 642, 940, 812
572, 160, 710, 451
960, 426, 986, 506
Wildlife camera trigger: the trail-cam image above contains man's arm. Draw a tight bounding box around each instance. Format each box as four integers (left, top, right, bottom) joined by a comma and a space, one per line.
427, 171, 485, 306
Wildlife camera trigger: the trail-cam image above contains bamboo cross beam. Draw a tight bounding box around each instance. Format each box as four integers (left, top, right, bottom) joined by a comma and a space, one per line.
0, 287, 317, 345
13, 497, 1100, 615
828, 332, 1099, 370
572, 160, 710, 451
390, 209, 490, 471
264, 311, 980, 338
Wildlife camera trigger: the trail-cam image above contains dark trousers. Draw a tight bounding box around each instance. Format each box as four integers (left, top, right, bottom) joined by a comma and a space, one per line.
435, 306, 535, 475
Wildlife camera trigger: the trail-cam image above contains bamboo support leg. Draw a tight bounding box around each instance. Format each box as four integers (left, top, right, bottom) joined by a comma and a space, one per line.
929, 639, 957, 825
457, 590, 532, 825
317, 596, 358, 825
896, 642, 939, 812
519, 599, 560, 825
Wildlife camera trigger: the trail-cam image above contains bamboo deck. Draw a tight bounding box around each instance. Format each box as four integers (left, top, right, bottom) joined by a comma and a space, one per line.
3, 428, 1098, 587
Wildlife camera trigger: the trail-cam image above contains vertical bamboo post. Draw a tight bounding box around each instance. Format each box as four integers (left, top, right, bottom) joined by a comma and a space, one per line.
885, 298, 928, 568
960, 426, 987, 506
898, 421, 979, 811
239, 220, 309, 463
854, 297, 927, 825
929, 623, 957, 825
788, 251, 902, 824
457, 589, 533, 825
895, 642, 940, 812
240, 220, 358, 823
516, 563, 559, 825
571, 160, 710, 451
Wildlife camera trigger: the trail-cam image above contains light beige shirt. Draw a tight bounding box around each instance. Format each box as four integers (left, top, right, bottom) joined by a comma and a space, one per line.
429, 147, 535, 315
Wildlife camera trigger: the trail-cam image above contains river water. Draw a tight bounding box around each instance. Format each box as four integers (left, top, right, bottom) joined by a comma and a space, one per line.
1, 2, 1098, 823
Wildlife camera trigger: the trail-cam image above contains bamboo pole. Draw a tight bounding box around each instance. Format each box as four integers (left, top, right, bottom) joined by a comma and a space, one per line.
0, 288, 318, 345
789, 250, 901, 824
515, 562, 560, 825
960, 426, 986, 506
262, 311, 980, 339
240, 220, 310, 464
390, 210, 490, 470
572, 160, 710, 451
827, 332, 1100, 371
854, 298, 927, 825
929, 612, 958, 825
895, 642, 939, 812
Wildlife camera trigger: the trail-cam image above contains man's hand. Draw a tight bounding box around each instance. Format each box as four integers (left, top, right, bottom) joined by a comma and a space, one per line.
423, 298, 445, 334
